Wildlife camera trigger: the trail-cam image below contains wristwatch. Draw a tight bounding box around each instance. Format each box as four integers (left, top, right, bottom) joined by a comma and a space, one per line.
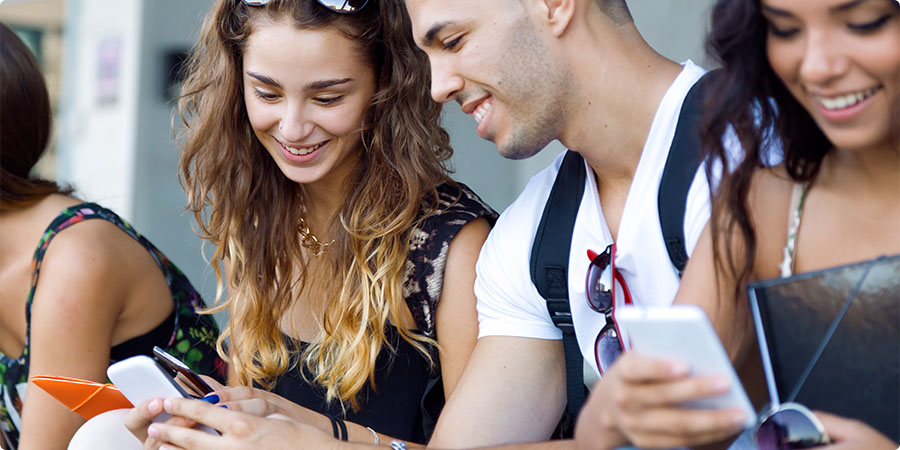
389, 441, 407, 450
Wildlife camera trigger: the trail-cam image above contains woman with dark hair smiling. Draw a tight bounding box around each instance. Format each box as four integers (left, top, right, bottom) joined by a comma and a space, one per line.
119, 0, 496, 448
575, 0, 899, 449
0, 22, 223, 450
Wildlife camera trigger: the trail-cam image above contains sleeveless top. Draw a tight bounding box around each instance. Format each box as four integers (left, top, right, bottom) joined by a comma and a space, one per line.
780, 181, 811, 277
0, 203, 226, 447
771, 183, 900, 441
266, 183, 497, 444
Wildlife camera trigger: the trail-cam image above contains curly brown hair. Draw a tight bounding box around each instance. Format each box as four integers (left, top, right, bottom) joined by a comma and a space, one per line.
178, 0, 453, 409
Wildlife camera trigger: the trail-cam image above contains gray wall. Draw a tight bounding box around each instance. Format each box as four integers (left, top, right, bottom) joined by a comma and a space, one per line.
58, 0, 222, 312
630, 0, 716, 69
130, 0, 219, 309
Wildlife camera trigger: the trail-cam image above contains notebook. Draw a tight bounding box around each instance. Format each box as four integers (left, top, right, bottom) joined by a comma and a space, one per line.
748, 254, 900, 442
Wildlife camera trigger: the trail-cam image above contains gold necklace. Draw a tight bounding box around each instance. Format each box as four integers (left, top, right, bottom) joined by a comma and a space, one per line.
297, 216, 334, 257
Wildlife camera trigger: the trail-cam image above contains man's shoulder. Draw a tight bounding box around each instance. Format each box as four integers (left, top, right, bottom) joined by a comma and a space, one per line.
488, 149, 572, 241
477, 148, 576, 306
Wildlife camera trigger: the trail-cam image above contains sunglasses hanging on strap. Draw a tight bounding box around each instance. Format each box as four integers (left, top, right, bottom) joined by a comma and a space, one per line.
529, 69, 721, 425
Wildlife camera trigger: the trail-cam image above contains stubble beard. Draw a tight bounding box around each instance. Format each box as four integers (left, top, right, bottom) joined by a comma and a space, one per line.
494, 16, 571, 161
500, 101, 566, 160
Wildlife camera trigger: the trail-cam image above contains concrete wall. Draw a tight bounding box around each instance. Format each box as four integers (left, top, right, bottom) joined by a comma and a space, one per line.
57, 0, 143, 218
57, 0, 222, 310
631, 0, 716, 69
129, 0, 219, 308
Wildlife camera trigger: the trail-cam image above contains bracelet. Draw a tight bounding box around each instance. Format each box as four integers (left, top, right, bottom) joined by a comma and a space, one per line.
326, 414, 349, 441
389, 440, 407, 450
336, 416, 348, 441
365, 426, 379, 445
328, 415, 340, 440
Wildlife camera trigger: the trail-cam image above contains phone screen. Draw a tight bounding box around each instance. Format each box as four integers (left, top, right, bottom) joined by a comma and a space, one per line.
152, 346, 215, 396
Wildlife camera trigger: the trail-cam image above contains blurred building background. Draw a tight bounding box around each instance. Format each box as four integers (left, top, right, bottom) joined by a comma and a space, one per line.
0, 0, 716, 315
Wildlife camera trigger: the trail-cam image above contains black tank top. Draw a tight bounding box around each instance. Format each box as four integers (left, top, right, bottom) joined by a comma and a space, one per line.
264, 183, 496, 443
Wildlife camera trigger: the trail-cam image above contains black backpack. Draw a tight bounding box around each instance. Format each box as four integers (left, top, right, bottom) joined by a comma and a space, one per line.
529, 71, 719, 422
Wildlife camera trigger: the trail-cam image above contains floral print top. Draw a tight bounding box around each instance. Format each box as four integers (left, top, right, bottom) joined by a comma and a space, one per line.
779, 181, 811, 278
0, 203, 225, 448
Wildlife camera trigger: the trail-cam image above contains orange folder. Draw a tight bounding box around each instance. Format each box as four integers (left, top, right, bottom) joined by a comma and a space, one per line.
30, 375, 133, 420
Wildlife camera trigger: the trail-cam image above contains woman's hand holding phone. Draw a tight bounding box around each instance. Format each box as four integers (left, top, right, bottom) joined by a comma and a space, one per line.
125, 384, 333, 449
110, 353, 222, 447
145, 398, 338, 450
203, 385, 333, 431
575, 305, 753, 450
124, 397, 192, 449
574, 352, 746, 450
117, 349, 331, 446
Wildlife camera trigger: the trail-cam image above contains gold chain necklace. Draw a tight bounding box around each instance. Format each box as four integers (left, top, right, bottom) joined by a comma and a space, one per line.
297, 216, 335, 257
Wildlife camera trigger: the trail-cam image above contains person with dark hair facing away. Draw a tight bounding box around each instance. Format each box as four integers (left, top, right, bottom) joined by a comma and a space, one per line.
122, 0, 496, 448
575, 0, 899, 449
0, 23, 224, 450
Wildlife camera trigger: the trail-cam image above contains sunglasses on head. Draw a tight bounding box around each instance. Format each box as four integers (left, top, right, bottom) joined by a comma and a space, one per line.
241, 0, 368, 13
585, 243, 633, 375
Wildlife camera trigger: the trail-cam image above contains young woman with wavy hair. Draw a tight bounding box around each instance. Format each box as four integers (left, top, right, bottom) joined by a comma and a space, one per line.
575, 1, 899, 449
123, 0, 495, 447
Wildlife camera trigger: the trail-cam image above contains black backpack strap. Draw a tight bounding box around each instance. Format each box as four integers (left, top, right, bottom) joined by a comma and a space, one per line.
658, 70, 720, 276
530, 150, 587, 419
529, 70, 721, 422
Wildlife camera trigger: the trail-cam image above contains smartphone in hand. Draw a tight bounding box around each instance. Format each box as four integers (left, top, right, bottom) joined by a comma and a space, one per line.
107, 354, 219, 433
108, 355, 194, 423
152, 346, 215, 397
617, 304, 757, 428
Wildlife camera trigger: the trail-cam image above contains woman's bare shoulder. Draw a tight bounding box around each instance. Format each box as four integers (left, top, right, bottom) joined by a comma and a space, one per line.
747, 166, 797, 278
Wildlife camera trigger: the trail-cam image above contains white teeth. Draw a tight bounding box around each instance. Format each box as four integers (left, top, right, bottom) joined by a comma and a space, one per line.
473, 101, 491, 124
285, 142, 323, 155
818, 87, 878, 111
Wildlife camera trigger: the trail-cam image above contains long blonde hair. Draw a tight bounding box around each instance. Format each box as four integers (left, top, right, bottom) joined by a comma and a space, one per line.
178, 0, 453, 409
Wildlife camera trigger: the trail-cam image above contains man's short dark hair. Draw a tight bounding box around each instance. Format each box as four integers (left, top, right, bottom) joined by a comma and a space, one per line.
597, 0, 633, 25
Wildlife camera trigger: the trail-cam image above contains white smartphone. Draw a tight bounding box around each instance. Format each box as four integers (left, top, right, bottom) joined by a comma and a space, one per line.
108, 355, 193, 423
107, 355, 217, 434
616, 305, 757, 428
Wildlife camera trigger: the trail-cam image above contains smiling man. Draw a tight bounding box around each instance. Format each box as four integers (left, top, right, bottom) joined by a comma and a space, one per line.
402, 0, 743, 448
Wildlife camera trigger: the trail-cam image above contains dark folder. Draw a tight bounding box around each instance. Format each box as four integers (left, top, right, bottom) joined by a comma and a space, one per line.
748, 255, 900, 442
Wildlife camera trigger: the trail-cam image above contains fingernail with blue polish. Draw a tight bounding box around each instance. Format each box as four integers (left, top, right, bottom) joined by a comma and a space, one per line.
201, 394, 220, 404
219, 404, 229, 409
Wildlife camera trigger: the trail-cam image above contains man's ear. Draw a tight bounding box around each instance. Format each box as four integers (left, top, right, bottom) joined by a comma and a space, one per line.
532, 0, 575, 37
